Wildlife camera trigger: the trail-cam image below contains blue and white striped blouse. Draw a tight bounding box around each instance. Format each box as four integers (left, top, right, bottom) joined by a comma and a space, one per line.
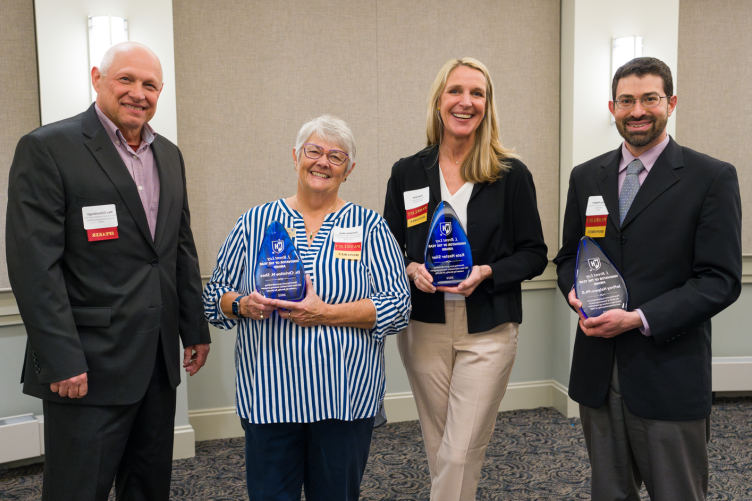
202, 199, 411, 424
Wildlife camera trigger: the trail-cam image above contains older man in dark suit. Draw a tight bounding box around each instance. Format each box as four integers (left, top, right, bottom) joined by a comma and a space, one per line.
6, 41, 210, 500
555, 57, 741, 500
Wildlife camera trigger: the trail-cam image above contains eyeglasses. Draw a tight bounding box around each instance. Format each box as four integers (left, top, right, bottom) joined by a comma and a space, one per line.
614, 95, 668, 110
302, 143, 349, 166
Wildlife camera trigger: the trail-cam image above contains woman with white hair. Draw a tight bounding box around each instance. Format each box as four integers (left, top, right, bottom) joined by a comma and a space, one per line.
203, 115, 410, 501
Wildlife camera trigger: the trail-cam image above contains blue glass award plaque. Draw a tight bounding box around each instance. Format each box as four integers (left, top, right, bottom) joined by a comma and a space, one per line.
575, 236, 628, 318
254, 221, 306, 301
423, 201, 473, 286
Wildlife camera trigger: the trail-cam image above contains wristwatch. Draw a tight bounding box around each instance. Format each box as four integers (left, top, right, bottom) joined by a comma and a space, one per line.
232, 295, 246, 318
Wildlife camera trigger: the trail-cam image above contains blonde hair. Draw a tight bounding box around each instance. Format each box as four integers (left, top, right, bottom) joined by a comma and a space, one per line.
426, 58, 518, 183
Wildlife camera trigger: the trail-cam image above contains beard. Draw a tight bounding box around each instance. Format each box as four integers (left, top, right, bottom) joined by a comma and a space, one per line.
615, 113, 668, 147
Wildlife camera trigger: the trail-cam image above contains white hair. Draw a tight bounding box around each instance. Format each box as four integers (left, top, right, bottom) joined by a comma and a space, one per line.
98, 41, 161, 80
294, 115, 356, 174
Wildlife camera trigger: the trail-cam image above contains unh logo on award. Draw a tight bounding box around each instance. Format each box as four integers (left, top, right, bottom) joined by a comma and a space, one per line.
440, 222, 452, 236
272, 240, 284, 254
587, 257, 601, 271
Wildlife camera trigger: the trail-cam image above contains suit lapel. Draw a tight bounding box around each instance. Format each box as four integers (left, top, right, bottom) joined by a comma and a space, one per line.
82, 105, 156, 252
151, 138, 174, 250
596, 148, 621, 230
620, 138, 682, 229
469, 182, 483, 201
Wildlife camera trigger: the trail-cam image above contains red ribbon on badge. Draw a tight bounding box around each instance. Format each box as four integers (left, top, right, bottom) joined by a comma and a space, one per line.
585, 215, 607, 238
335, 242, 362, 252
406, 204, 428, 227
87, 228, 119, 241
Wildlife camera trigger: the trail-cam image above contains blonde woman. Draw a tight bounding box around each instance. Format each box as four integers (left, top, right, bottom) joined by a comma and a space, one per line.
383, 58, 547, 500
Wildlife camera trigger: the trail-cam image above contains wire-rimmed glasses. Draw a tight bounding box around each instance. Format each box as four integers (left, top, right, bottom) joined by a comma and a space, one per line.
301, 143, 349, 166
614, 94, 668, 110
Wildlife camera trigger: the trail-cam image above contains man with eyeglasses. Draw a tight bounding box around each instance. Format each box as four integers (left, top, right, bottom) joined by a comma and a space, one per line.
554, 57, 741, 500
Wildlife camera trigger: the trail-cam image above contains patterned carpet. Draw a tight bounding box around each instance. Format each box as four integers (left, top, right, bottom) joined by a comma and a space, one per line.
1, 398, 750, 500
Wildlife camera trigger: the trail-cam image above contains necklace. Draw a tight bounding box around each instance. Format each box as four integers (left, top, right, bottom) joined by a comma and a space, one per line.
291, 196, 339, 242
302, 219, 316, 241
440, 146, 462, 165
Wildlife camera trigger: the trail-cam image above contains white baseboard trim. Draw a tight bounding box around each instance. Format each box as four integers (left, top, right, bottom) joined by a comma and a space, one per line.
712, 357, 752, 392
172, 425, 196, 460
383, 391, 418, 422
383, 380, 581, 422
185, 360, 752, 444
551, 380, 580, 418
187, 381, 576, 443
0, 423, 196, 466
189, 407, 243, 442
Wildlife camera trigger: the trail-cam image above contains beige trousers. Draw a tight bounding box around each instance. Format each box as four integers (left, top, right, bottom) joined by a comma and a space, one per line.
397, 301, 518, 501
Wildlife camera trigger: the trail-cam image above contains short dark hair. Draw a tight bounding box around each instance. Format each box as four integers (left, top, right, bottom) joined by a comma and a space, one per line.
612, 57, 673, 101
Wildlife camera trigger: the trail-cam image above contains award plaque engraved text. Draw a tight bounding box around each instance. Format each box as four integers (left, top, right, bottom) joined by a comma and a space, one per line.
255, 221, 306, 301
424, 201, 473, 286
575, 236, 628, 318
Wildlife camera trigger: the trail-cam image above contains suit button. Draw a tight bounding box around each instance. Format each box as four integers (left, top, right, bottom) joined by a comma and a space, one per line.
620, 235, 626, 244
150, 259, 158, 267
36, 368, 41, 374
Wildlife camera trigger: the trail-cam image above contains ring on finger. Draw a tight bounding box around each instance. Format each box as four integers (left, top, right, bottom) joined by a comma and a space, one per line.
413, 272, 420, 281
259, 311, 263, 320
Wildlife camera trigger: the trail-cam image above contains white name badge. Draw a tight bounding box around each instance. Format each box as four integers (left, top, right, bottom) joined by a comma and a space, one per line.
82, 204, 119, 241
403, 187, 430, 227
332, 225, 363, 260
585, 196, 608, 216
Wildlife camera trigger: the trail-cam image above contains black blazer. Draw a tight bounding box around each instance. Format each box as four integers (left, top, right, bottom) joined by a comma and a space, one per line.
6, 104, 211, 406
554, 137, 742, 420
384, 145, 548, 334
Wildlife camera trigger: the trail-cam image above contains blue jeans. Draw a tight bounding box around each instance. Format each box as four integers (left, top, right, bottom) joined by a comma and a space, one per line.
240, 417, 375, 501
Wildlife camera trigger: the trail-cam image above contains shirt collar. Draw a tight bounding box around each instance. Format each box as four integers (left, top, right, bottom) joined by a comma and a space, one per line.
619, 134, 670, 173
95, 103, 157, 147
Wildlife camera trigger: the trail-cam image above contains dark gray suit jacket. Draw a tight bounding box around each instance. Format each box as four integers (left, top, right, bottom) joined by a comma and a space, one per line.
7, 104, 210, 406
554, 137, 741, 420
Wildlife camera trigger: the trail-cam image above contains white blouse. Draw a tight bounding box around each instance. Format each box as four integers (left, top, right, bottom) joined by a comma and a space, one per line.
439, 165, 474, 301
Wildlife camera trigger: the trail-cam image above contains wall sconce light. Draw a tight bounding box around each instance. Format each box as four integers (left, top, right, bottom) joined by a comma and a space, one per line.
88, 15, 128, 102
611, 36, 642, 123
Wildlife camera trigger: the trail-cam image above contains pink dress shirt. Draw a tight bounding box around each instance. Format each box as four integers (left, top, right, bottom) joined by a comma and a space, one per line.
95, 104, 160, 240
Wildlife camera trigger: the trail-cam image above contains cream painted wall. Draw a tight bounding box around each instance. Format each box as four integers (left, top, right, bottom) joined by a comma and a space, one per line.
33, 0, 179, 144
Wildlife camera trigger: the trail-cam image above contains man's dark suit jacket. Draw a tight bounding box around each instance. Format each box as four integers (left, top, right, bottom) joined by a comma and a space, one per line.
384, 145, 548, 334
554, 137, 741, 421
7, 104, 210, 406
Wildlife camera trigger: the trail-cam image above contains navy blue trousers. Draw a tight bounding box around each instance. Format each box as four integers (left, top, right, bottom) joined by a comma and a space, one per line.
241, 417, 375, 501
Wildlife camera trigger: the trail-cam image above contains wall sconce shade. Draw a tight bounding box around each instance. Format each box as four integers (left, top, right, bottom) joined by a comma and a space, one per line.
88, 15, 128, 102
